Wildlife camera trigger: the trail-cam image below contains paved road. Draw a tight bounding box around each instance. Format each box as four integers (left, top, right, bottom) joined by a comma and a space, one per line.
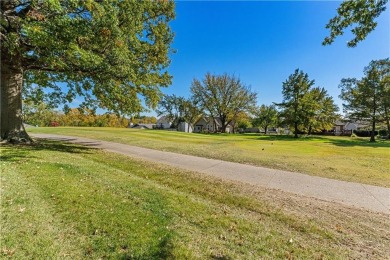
31, 133, 390, 214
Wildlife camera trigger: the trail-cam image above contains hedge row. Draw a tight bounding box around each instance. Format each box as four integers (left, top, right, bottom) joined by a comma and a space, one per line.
353, 130, 378, 137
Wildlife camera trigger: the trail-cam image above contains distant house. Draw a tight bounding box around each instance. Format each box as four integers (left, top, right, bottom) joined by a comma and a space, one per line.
332, 120, 368, 135
193, 117, 233, 133
156, 116, 172, 129
178, 122, 193, 133
333, 120, 346, 135
132, 123, 155, 129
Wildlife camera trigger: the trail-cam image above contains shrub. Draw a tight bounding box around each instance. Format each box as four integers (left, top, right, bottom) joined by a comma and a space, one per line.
353, 130, 378, 137
378, 129, 388, 137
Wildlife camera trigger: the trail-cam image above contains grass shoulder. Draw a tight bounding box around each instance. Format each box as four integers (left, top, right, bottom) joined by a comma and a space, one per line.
28, 127, 390, 187
1, 140, 389, 258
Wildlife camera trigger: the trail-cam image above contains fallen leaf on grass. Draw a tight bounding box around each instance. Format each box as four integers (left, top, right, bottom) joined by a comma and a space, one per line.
1, 247, 15, 256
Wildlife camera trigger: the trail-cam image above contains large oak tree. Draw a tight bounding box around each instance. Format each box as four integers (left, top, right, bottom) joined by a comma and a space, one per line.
1, 0, 175, 142
191, 73, 257, 133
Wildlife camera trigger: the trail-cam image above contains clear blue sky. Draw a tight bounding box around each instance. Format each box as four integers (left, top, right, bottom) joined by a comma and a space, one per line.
159, 0, 389, 116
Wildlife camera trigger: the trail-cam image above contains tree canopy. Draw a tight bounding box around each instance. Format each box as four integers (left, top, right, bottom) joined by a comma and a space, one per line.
252, 105, 278, 135
1, 0, 175, 141
323, 0, 388, 47
276, 69, 338, 138
339, 58, 390, 141
190, 73, 257, 133
301, 87, 339, 134
276, 69, 314, 138
156, 94, 184, 127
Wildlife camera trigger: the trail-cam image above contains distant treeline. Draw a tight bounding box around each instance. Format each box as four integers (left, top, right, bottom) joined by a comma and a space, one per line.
23, 102, 156, 128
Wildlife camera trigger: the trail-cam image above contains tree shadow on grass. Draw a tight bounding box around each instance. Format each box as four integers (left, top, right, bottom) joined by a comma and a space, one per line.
323, 138, 390, 148
116, 232, 175, 260
0, 139, 95, 162
254, 134, 390, 148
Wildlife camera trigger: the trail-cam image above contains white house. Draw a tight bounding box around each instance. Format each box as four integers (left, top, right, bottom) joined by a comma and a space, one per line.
178, 122, 193, 133
156, 115, 172, 129
333, 120, 368, 135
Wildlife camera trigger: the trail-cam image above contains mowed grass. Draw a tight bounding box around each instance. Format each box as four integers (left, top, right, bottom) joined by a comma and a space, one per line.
28, 127, 390, 187
1, 141, 389, 259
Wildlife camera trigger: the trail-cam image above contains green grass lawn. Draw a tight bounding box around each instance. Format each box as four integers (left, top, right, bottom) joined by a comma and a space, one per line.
1, 141, 389, 258
28, 127, 390, 187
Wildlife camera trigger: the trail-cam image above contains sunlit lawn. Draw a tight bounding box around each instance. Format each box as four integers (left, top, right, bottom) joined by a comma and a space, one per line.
1, 141, 389, 258
28, 127, 390, 187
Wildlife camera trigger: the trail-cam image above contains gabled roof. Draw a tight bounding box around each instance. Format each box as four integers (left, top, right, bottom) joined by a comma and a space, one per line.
157, 115, 171, 124
132, 124, 155, 129
334, 120, 345, 126
194, 116, 233, 127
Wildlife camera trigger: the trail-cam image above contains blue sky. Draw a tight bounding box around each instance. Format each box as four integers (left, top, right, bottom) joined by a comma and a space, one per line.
159, 0, 389, 115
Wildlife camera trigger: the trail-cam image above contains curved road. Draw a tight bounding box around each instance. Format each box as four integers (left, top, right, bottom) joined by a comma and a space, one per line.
32, 133, 390, 214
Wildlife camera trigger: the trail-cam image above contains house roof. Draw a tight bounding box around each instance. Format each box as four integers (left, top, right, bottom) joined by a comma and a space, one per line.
132, 124, 155, 129
194, 116, 233, 127
334, 119, 369, 128
334, 120, 345, 126
157, 115, 171, 124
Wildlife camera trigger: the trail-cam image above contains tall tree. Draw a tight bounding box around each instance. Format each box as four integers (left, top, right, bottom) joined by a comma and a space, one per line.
1, 0, 175, 142
252, 105, 278, 135
276, 69, 315, 138
340, 58, 390, 142
301, 87, 339, 135
156, 94, 184, 128
323, 0, 388, 47
381, 64, 390, 138
191, 73, 257, 133
231, 111, 252, 133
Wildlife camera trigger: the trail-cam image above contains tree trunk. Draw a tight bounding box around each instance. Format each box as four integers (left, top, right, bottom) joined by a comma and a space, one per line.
384, 106, 390, 139
264, 125, 268, 135
294, 121, 298, 138
308, 125, 312, 135
220, 117, 226, 133
386, 118, 390, 139
370, 117, 376, 142
212, 117, 217, 133
0, 52, 31, 143
221, 125, 226, 133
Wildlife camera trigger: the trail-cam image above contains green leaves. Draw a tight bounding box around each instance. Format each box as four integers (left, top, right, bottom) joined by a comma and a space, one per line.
190, 73, 257, 133
277, 69, 338, 136
2, 0, 175, 116
252, 105, 278, 134
323, 0, 387, 47
339, 58, 390, 141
